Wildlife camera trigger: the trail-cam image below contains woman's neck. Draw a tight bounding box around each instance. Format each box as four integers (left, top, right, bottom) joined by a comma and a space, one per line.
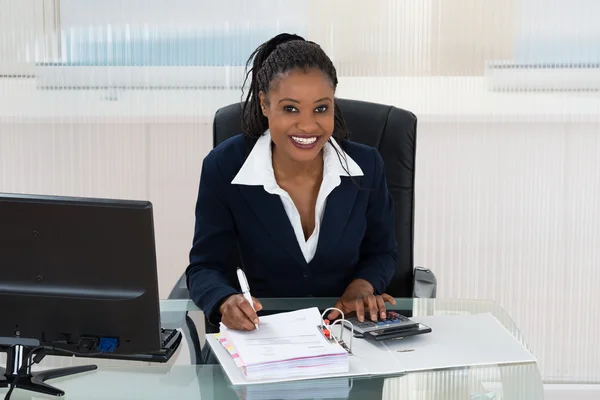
272, 145, 323, 181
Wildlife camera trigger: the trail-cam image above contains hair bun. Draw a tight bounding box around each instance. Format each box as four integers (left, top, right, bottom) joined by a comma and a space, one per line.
262, 33, 305, 60
270, 33, 305, 44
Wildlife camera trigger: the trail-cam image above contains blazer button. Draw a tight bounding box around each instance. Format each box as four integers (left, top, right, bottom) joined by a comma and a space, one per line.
303, 273, 309, 278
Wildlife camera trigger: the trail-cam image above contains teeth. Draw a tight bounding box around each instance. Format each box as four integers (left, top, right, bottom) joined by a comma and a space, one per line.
291, 136, 317, 145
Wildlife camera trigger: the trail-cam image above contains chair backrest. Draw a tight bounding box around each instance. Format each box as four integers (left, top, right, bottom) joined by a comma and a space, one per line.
213, 98, 417, 297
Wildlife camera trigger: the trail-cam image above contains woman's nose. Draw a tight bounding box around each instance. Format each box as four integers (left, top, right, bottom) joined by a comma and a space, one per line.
296, 113, 319, 132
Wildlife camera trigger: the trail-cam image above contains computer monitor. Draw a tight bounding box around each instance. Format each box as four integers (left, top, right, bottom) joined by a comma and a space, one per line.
0, 193, 163, 397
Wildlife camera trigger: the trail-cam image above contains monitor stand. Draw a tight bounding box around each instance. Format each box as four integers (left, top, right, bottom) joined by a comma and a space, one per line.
0, 345, 97, 397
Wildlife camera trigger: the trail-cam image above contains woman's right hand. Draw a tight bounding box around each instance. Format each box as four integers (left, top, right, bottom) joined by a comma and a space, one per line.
219, 294, 263, 331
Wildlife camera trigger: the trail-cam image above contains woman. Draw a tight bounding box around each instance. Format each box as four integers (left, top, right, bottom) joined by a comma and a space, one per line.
186, 33, 397, 331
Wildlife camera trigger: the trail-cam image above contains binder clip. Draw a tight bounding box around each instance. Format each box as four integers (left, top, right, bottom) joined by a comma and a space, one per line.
319, 308, 354, 355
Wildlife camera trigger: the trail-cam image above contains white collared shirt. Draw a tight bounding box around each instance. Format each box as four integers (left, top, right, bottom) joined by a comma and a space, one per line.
231, 130, 364, 263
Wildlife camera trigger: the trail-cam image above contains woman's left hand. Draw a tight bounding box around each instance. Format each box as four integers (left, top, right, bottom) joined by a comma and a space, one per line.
328, 279, 396, 322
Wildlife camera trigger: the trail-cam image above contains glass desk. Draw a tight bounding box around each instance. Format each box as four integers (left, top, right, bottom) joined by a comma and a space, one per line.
1, 298, 543, 399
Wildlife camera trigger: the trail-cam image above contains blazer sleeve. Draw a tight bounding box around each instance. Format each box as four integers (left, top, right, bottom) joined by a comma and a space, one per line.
352, 147, 398, 294
185, 150, 239, 324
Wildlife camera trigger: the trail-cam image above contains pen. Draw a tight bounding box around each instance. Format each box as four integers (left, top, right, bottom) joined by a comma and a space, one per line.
236, 268, 259, 330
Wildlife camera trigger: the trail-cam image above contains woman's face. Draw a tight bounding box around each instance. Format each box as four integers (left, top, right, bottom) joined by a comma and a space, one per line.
259, 68, 335, 164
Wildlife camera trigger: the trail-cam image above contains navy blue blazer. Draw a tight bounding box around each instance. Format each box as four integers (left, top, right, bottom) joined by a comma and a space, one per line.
186, 134, 397, 323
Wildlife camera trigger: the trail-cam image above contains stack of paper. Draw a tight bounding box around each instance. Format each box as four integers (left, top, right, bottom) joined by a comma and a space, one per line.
234, 378, 351, 400
218, 307, 349, 381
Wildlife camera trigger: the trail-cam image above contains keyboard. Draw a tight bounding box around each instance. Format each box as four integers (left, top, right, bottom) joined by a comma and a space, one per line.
161, 328, 179, 348
92, 328, 183, 363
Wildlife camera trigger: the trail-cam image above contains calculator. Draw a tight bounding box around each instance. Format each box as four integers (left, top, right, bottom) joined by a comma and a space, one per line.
344, 311, 432, 342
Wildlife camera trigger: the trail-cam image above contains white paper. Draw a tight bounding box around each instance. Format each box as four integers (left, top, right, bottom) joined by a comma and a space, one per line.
236, 377, 352, 400
221, 307, 346, 367
216, 307, 351, 382
221, 307, 347, 367
206, 333, 370, 386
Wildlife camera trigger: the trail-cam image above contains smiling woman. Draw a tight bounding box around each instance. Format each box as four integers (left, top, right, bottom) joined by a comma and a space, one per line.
261, 70, 334, 161
185, 33, 398, 335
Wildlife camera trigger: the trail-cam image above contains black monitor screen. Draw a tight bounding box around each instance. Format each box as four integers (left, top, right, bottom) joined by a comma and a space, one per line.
0, 193, 161, 355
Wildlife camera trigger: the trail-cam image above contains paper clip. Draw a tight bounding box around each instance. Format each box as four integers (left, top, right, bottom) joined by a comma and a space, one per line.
320, 308, 354, 355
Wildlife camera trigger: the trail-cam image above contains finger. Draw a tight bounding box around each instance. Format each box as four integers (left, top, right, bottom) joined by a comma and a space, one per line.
365, 295, 377, 321
252, 297, 263, 312
238, 299, 260, 327
381, 293, 396, 305
328, 301, 343, 320
376, 296, 386, 319
233, 306, 256, 331
355, 298, 365, 322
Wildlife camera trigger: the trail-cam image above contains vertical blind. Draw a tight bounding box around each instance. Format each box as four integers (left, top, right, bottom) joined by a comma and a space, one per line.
1, 0, 599, 384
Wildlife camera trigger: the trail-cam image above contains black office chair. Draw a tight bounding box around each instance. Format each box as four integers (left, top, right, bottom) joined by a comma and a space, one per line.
169, 98, 437, 362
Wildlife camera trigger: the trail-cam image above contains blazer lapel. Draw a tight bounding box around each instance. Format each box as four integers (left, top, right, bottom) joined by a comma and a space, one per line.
237, 185, 307, 266
315, 178, 359, 259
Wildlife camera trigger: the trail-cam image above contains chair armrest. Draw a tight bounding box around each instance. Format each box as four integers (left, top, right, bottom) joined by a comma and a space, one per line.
166, 273, 206, 364
168, 273, 190, 300
413, 267, 437, 298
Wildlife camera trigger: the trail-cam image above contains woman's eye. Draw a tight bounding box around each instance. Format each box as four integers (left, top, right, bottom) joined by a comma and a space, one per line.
283, 105, 328, 113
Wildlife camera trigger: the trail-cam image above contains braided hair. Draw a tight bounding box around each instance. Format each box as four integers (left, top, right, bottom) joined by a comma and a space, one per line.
241, 33, 349, 142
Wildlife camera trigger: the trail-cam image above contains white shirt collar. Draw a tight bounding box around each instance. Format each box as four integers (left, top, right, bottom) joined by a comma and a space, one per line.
231, 130, 363, 187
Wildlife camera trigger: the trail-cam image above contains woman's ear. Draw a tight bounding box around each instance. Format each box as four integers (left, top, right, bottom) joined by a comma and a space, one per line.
258, 91, 268, 116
